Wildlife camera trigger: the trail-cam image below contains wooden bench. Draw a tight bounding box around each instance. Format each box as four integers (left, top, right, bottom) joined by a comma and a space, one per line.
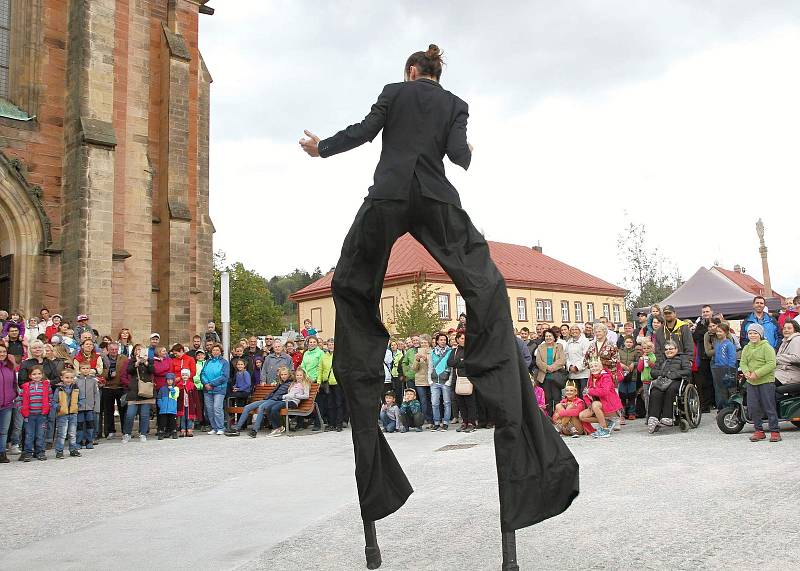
282, 383, 324, 435
225, 384, 275, 417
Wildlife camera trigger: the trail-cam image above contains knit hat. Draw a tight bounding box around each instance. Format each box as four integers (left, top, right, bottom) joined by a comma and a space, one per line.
748, 323, 765, 339
180, 368, 191, 377
403, 387, 417, 397
165, 372, 176, 380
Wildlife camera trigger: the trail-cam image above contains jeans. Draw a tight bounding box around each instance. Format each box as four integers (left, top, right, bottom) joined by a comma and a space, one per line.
430, 383, 451, 425
747, 382, 779, 432
124, 403, 152, 435
264, 400, 289, 429
0, 407, 12, 453
56, 414, 78, 452
204, 393, 225, 431
102, 387, 126, 435
379, 410, 396, 432
23, 413, 47, 454
77, 410, 95, 445
235, 400, 266, 431
10, 407, 21, 446
416, 385, 432, 423
618, 380, 637, 416
45, 407, 57, 442
179, 417, 194, 430
710, 366, 735, 410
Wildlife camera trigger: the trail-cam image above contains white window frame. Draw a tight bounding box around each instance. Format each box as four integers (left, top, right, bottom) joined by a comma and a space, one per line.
437, 293, 450, 320
456, 294, 466, 320
543, 300, 553, 322
574, 301, 583, 323
535, 300, 544, 322
612, 304, 621, 323
560, 301, 569, 323
602, 303, 610, 319
516, 298, 527, 321
587, 303, 595, 322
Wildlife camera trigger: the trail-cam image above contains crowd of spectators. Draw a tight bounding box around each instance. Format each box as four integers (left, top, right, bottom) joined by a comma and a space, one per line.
2, 294, 799, 463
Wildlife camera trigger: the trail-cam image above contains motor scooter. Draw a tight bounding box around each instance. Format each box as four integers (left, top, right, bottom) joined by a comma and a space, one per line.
717, 375, 800, 433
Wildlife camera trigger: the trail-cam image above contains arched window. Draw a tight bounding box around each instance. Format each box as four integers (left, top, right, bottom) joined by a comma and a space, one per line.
0, 0, 10, 99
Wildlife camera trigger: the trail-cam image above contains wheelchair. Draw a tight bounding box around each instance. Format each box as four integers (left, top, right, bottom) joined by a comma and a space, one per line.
646, 377, 702, 432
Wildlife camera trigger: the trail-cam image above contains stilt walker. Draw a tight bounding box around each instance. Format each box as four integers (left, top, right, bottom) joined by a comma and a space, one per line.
300, 44, 579, 570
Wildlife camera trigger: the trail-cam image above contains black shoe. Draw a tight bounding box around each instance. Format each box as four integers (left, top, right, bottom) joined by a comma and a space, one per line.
21, 453, 31, 462
248, 430, 257, 439
441, 423, 448, 431
224, 428, 240, 437
157, 434, 164, 440
0, 452, 8, 463
336, 426, 342, 432
36, 453, 47, 461
312, 426, 321, 432
431, 424, 440, 431
56, 451, 64, 459
69, 450, 81, 457
171, 432, 178, 439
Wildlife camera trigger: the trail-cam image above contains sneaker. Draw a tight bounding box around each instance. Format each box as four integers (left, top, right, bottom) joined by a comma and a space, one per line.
456, 423, 467, 432
0, 452, 7, 463
336, 426, 342, 432
171, 432, 178, 439
770, 432, 782, 442
224, 428, 240, 437
592, 428, 611, 438
415, 427, 423, 432
215, 430, 226, 435
106, 432, 116, 440
8, 444, 20, 455
248, 429, 258, 438
441, 423, 448, 431
627, 414, 637, 421
139, 435, 147, 442
647, 417, 659, 434
122, 434, 131, 443
660, 418, 674, 427
311, 426, 321, 432
431, 424, 440, 431
607, 418, 619, 431
55, 451, 64, 459
750, 430, 766, 442
400, 427, 409, 433
157, 434, 164, 440
69, 450, 81, 457
36, 453, 47, 461
21, 453, 31, 462
571, 433, 581, 438
271, 427, 286, 437
86, 443, 94, 449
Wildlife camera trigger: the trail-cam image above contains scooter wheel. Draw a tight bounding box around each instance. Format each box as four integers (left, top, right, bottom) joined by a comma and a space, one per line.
716, 406, 745, 434
679, 419, 689, 432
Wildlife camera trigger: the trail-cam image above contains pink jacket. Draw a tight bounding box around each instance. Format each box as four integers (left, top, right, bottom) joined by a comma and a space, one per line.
584, 370, 622, 414
554, 396, 585, 417
534, 385, 546, 409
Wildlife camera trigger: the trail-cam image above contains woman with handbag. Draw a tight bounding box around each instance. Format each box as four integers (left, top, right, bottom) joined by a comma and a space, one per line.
428, 332, 453, 430
646, 341, 691, 433
535, 330, 567, 415
448, 331, 476, 432
122, 344, 156, 443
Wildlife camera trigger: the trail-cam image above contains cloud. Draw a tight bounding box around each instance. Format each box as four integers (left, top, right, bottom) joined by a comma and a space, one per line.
201, 2, 800, 301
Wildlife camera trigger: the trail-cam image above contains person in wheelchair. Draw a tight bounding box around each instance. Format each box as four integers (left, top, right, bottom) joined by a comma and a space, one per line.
646, 341, 691, 433
775, 319, 800, 397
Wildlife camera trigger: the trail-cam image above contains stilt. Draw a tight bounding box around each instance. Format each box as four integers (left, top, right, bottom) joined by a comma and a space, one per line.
501, 530, 519, 571
363, 520, 382, 569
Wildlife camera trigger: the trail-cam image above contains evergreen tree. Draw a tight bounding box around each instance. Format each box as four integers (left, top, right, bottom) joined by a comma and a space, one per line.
394, 276, 446, 338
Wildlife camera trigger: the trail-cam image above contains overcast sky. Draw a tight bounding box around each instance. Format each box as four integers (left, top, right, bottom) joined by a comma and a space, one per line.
199, 1, 800, 302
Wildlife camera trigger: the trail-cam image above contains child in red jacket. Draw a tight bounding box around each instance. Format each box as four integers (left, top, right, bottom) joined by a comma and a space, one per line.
20, 365, 51, 461
578, 359, 623, 439
552, 383, 588, 437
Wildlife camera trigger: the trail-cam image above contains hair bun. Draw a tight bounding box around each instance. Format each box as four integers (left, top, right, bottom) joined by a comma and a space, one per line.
426, 44, 441, 60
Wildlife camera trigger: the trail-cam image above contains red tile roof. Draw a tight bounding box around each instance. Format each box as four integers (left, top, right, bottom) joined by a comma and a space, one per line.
290, 233, 626, 301
713, 267, 783, 299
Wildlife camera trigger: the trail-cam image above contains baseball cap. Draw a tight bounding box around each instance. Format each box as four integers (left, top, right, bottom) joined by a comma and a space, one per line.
76, 314, 89, 321
636, 311, 647, 317
149, 332, 160, 340
662, 305, 676, 313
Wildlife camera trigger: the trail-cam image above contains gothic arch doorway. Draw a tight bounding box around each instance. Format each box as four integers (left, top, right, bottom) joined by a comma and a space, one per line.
0, 152, 49, 316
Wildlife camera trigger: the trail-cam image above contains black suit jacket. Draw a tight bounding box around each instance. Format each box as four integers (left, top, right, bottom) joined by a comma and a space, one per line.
318, 78, 471, 207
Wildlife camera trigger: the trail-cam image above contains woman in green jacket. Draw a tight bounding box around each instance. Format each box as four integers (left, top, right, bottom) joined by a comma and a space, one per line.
319, 338, 343, 432
740, 323, 779, 442
299, 336, 325, 430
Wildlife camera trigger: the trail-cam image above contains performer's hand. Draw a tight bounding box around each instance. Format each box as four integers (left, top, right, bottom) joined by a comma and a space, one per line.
468, 143, 474, 152
299, 130, 321, 157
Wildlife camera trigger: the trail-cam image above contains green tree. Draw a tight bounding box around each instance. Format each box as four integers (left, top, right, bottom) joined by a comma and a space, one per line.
213, 251, 283, 340
616, 222, 682, 317
267, 267, 326, 327
393, 277, 446, 338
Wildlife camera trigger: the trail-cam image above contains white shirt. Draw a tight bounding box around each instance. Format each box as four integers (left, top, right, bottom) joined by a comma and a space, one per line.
566, 336, 591, 379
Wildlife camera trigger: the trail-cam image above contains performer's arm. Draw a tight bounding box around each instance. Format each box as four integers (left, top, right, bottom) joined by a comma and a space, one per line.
300, 86, 392, 158
445, 99, 472, 170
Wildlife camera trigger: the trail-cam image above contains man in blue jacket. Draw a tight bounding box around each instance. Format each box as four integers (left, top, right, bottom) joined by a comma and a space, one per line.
741, 296, 779, 349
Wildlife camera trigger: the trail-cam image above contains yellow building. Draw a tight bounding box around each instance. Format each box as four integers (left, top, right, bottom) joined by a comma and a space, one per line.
290, 234, 627, 338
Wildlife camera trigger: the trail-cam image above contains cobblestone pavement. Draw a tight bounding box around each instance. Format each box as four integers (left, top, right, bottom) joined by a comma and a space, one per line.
1, 417, 798, 570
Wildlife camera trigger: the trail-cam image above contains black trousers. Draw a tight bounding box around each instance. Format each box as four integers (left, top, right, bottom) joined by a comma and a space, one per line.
693, 360, 714, 411
455, 392, 476, 424
327, 383, 345, 428
101, 387, 126, 435
648, 379, 681, 419
157, 413, 176, 434
331, 180, 579, 531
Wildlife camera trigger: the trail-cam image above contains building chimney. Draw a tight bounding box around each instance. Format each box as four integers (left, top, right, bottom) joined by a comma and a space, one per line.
733, 264, 741, 273
532, 242, 542, 254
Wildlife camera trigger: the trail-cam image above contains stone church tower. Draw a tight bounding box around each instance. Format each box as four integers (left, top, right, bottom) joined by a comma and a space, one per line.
0, 0, 215, 345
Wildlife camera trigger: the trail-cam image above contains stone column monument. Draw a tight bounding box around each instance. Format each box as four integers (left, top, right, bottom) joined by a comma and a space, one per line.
756, 218, 773, 298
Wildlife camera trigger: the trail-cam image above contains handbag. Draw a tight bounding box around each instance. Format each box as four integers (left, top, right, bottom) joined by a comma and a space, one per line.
136, 366, 154, 399
455, 375, 473, 396
651, 376, 674, 391
550, 368, 568, 389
